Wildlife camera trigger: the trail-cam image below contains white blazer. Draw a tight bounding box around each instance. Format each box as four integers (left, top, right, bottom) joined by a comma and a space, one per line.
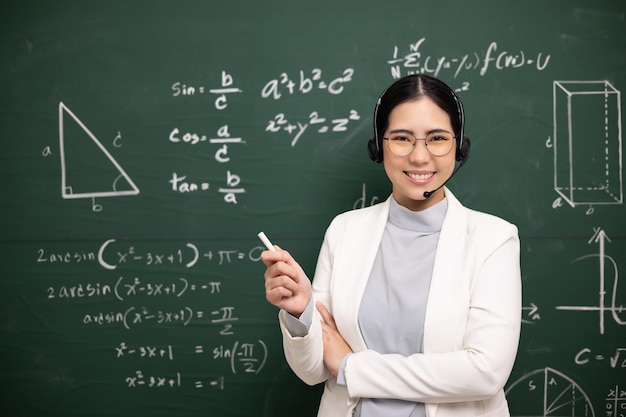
279, 188, 522, 417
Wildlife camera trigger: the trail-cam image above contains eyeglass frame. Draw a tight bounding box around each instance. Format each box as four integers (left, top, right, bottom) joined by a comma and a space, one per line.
382, 129, 457, 157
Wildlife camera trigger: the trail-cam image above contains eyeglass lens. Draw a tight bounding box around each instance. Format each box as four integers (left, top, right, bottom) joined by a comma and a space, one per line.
385, 131, 454, 157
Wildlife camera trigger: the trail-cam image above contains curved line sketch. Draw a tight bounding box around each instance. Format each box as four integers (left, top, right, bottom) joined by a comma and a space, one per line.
112, 174, 125, 192
553, 80, 623, 207
505, 367, 595, 417
555, 228, 625, 334
58, 102, 140, 200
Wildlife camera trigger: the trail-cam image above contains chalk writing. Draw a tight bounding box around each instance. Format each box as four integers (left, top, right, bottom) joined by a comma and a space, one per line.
220, 170, 245, 204
116, 339, 267, 389
505, 367, 595, 417
39, 233, 267, 392
125, 370, 181, 388
91, 239, 267, 270
83, 305, 239, 332
169, 125, 244, 164
575, 347, 626, 368
606, 385, 626, 417
195, 376, 225, 390
98, 240, 199, 269
47, 282, 112, 299
171, 70, 242, 110
521, 302, 540, 324
113, 340, 267, 370
387, 37, 550, 81
84, 306, 193, 329
120, 276, 220, 299
556, 228, 626, 334
552, 80, 623, 211
261, 68, 355, 99
118, 277, 189, 298
37, 240, 271, 275
113, 131, 122, 147
37, 248, 96, 264
266, 109, 360, 147
58, 102, 140, 212
169, 72, 248, 204
169, 172, 210, 193
116, 342, 174, 360
122, 368, 269, 390
212, 340, 268, 374
123, 371, 257, 391
46, 277, 221, 300
353, 183, 381, 209
168, 170, 246, 203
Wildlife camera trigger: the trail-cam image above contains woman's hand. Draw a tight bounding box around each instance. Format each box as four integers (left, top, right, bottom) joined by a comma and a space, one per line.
261, 246, 312, 317
317, 302, 353, 377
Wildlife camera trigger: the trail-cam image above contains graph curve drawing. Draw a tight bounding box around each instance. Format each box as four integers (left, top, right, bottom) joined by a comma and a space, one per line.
505, 367, 595, 417
555, 227, 625, 335
58, 102, 140, 203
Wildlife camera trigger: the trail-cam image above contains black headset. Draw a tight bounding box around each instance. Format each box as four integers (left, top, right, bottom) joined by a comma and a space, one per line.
367, 76, 470, 165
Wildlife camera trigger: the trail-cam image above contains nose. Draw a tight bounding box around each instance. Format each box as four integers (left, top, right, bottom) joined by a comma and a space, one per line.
408, 139, 431, 162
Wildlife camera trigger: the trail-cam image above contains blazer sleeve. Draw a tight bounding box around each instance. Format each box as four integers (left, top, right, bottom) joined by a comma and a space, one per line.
278, 220, 337, 386
342, 216, 522, 403
278, 201, 387, 387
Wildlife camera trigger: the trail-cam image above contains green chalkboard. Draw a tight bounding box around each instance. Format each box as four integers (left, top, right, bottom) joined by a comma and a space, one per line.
1, 1, 625, 416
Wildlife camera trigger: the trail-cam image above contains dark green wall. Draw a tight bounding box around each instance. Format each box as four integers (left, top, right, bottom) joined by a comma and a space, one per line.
1, 1, 625, 416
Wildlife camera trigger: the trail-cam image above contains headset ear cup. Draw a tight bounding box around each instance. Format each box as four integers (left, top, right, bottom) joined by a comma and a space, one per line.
456, 135, 470, 164
368, 138, 383, 163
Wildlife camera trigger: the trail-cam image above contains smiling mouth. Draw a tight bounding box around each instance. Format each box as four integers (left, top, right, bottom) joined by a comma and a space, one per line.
405, 172, 434, 181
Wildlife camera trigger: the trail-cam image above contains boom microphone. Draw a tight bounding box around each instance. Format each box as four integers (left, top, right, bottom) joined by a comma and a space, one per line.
423, 157, 467, 198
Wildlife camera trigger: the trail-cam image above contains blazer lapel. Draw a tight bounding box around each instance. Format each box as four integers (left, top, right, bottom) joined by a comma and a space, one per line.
332, 198, 391, 352
423, 188, 469, 352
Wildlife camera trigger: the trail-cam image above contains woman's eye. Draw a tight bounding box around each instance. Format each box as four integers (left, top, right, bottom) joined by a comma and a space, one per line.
430, 135, 449, 142
392, 136, 410, 142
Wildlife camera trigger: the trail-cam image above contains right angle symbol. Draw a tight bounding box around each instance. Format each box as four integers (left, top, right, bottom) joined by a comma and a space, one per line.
58, 102, 140, 210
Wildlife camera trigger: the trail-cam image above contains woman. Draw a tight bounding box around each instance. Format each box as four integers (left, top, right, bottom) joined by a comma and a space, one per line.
261, 74, 521, 417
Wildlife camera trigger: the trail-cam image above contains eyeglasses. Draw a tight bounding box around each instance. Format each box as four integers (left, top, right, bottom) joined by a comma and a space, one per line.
383, 130, 455, 157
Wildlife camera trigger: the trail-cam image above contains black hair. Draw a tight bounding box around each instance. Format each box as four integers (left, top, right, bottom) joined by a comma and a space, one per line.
374, 74, 462, 145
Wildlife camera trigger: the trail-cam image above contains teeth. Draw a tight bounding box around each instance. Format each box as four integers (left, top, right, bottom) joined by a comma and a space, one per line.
407, 172, 434, 181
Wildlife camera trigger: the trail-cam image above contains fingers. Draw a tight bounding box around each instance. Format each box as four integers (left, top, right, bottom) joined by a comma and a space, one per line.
262, 247, 301, 305
264, 246, 305, 272
316, 302, 338, 330
264, 259, 299, 286
316, 302, 330, 320
265, 274, 299, 306
262, 246, 307, 290
265, 283, 294, 305
260, 244, 312, 316
260, 246, 287, 267
316, 302, 351, 377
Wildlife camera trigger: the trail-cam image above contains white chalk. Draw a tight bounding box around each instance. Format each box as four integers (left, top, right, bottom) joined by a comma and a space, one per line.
257, 231, 276, 251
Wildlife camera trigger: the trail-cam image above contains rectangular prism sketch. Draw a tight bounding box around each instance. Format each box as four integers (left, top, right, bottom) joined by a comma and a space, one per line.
553, 80, 623, 207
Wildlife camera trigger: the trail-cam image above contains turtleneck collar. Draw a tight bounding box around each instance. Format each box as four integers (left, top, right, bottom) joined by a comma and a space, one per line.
388, 195, 448, 235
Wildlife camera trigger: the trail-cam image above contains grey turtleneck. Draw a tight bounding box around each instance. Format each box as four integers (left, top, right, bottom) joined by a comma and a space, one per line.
349, 196, 447, 416
284, 196, 448, 417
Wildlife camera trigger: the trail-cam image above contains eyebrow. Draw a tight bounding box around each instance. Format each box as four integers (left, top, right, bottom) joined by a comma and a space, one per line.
387, 128, 452, 135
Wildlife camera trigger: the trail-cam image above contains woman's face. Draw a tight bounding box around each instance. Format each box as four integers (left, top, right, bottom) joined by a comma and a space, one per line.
382, 97, 457, 211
